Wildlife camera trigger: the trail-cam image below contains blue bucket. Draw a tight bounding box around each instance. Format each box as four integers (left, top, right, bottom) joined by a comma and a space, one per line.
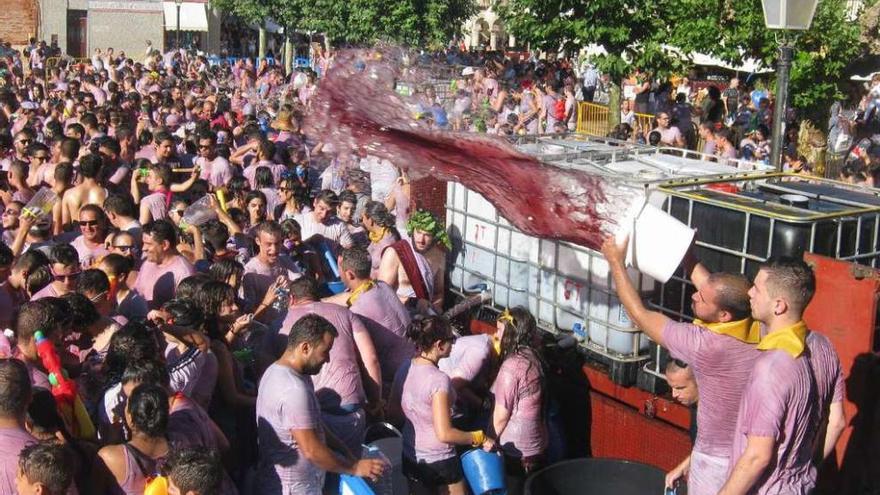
338, 474, 375, 495
326, 280, 346, 294
461, 449, 506, 494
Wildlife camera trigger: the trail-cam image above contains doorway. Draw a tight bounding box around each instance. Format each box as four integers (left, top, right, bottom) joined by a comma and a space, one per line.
66, 10, 88, 58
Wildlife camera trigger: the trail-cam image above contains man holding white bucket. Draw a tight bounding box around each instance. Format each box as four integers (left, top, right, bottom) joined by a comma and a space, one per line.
602, 237, 760, 495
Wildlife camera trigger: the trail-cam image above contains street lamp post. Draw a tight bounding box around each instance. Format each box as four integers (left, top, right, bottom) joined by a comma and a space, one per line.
760, 0, 819, 171
175, 0, 183, 49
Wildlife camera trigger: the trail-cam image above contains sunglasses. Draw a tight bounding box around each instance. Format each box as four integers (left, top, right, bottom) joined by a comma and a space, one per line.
113, 244, 133, 252
31, 155, 49, 160
172, 209, 185, 216
79, 220, 100, 228
16, 139, 31, 145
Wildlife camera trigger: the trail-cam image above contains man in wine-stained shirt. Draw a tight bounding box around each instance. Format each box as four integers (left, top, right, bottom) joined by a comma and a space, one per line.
602, 238, 760, 495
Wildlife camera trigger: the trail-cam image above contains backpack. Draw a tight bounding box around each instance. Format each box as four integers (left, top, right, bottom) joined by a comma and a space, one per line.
554, 97, 567, 122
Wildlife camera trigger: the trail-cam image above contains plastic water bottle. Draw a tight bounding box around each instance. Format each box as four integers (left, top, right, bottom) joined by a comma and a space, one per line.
361, 445, 393, 495
179, 195, 217, 230
22, 187, 58, 219
271, 286, 290, 311
572, 322, 587, 340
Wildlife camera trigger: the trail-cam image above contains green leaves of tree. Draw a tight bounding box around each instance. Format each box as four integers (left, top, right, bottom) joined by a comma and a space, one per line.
213, 0, 477, 49
498, 0, 874, 119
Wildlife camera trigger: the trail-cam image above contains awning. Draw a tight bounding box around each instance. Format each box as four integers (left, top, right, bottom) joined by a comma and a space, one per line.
163, 2, 208, 32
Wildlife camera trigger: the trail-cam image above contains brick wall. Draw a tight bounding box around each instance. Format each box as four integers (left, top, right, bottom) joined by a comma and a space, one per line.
410, 176, 447, 221
0, 0, 37, 47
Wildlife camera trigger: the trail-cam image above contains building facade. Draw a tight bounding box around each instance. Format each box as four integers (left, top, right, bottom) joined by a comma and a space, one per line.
462, 0, 516, 50
2, 0, 221, 58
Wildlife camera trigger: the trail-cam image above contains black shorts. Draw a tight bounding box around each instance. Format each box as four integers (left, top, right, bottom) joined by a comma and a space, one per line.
403, 456, 464, 486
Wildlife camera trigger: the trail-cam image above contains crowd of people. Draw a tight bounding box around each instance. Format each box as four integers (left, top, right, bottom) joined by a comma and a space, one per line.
0, 39, 566, 495
0, 33, 855, 495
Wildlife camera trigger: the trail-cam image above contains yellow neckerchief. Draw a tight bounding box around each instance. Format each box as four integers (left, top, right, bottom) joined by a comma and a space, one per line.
368, 227, 388, 244
692, 317, 761, 344
346, 280, 376, 307
756, 320, 808, 358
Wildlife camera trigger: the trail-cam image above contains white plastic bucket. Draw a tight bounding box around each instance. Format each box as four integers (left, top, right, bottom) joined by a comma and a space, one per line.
616, 199, 695, 283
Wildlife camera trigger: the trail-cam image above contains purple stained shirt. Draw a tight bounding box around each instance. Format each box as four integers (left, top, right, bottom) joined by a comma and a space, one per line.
165, 343, 218, 410
0, 282, 21, 330
0, 427, 37, 495
168, 394, 224, 451
116, 289, 149, 323
395, 359, 457, 463
806, 331, 846, 409
243, 160, 287, 190
196, 155, 235, 189
276, 302, 367, 408
71, 235, 110, 269
367, 232, 397, 279
663, 321, 760, 457
491, 350, 547, 458
133, 255, 195, 308
438, 334, 492, 385
255, 362, 325, 493
30, 282, 61, 301
728, 348, 820, 494
141, 191, 168, 222
241, 255, 301, 311
349, 281, 413, 387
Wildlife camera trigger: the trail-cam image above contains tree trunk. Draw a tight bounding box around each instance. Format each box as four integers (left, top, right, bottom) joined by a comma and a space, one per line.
284, 34, 293, 74
258, 26, 267, 60
608, 82, 621, 129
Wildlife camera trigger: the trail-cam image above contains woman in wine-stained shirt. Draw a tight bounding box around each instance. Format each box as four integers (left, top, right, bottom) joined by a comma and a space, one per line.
389, 316, 495, 495
490, 307, 548, 490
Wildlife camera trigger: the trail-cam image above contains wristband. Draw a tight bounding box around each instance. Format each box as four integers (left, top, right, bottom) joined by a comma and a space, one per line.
470, 430, 485, 447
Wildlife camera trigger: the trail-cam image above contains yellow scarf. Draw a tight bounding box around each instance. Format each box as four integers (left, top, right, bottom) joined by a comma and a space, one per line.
368, 228, 388, 244
756, 320, 808, 358
346, 280, 376, 307
693, 317, 762, 344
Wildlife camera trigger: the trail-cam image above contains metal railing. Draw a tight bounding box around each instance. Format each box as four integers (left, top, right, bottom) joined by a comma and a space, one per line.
575, 101, 655, 138
576, 101, 708, 152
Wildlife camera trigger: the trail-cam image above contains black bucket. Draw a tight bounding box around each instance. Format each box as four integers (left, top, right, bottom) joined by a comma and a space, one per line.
524, 458, 665, 495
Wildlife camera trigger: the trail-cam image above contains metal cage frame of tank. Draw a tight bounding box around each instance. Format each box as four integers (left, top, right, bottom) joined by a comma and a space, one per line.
446, 182, 654, 364
641, 172, 880, 383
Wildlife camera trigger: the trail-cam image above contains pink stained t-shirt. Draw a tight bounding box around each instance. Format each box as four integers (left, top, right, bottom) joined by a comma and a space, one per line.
491, 350, 547, 458
71, 234, 110, 269
255, 362, 325, 493
806, 331, 846, 411
141, 191, 168, 222
277, 302, 367, 408
396, 360, 457, 463
728, 347, 820, 494
241, 255, 301, 311
133, 254, 195, 308
196, 155, 235, 190
0, 427, 38, 495
243, 160, 286, 190
438, 334, 493, 385
349, 281, 413, 386
367, 232, 397, 279
662, 320, 760, 458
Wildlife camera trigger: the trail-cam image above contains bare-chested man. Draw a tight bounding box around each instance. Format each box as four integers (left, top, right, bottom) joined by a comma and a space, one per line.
62, 153, 107, 227
378, 209, 447, 312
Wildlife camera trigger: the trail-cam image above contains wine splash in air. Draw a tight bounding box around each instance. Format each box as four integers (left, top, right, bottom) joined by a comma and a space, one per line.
304, 48, 645, 251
